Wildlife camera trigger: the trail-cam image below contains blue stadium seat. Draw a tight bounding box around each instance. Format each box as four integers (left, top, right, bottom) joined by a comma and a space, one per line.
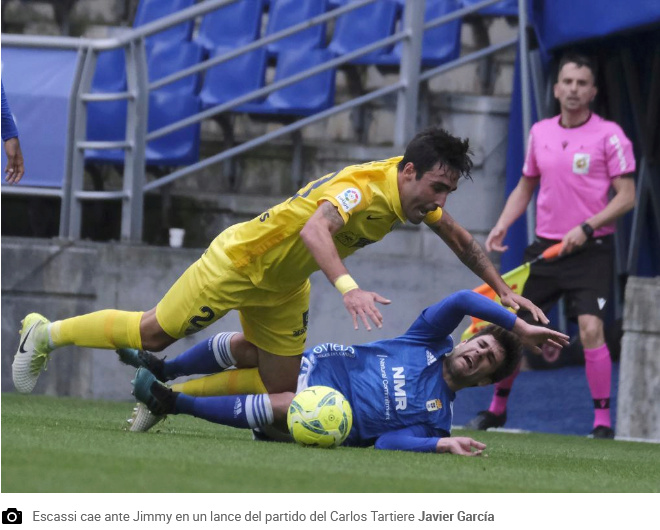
146, 92, 200, 166
93, 0, 197, 93
148, 41, 204, 95
92, 48, 126, 92
88, 40, 202, 161
85, 99, 127, 162
134, 0, 195, 48
199, 46, 269, 109
368, 0, 462, 68
264, 0, 327, 58
86, 93, 200, 167
461, 0, 518, 16
196, 0, 266, 54
238, 48, 336, 116
327, 0, 398, 63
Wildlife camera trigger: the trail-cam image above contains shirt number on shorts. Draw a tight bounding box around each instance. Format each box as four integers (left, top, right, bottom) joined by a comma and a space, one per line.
188, 306, 215, 332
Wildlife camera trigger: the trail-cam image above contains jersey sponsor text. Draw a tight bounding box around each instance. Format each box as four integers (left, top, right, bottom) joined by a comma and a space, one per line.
392, 366, 407, 410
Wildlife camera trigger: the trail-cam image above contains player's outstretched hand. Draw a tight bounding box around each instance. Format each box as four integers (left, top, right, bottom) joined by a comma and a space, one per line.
512, 319, 570, 355
436, 437, 486, 456
500, 291, 549, 325
342, 288, 391, 331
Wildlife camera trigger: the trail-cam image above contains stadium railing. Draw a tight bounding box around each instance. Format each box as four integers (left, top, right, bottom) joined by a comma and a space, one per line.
1, 0, 522, 242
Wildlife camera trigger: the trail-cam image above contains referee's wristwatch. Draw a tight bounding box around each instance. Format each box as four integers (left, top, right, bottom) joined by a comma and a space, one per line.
580, 222, 594, 239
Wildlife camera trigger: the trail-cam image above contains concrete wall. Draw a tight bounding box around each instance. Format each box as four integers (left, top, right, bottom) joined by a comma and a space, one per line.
616, 276, 660, 440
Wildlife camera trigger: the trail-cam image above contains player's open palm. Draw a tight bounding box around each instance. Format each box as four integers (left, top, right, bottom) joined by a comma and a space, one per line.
513, 319, 570, 355
343, 288, 391, 331
437, 437, 486, 456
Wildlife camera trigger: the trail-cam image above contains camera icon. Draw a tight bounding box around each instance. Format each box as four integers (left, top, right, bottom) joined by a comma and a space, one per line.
2, 508, 22, 524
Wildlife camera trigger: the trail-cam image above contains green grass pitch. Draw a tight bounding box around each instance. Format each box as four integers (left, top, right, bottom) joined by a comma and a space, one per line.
2, 393, 659, 493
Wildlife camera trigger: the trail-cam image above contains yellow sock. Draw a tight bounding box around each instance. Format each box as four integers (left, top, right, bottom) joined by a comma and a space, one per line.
50, 310, 143, 350
171, 368, 267, 396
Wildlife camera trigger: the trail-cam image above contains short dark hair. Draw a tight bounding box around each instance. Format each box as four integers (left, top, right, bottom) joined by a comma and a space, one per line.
398, 127, 473, 181
557, 52, 597, 84
471, 324, 522, 383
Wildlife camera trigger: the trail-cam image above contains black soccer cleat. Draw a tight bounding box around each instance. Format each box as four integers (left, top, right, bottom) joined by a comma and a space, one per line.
465, 410, 507, 430
589, 425, 615, 439
117, 348, 166, 382
132, 367, 178, 416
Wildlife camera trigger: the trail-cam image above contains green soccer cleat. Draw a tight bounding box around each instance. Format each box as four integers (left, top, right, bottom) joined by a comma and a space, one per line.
12, 313, 53, 393
116, 348, 166, 381
126, 402, 166, 432
132, 367, 177, 416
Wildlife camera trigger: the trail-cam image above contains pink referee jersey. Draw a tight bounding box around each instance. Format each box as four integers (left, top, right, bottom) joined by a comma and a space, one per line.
522, 113, 636, 239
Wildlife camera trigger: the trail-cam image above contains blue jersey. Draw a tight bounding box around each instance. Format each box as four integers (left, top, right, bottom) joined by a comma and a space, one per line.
1, 82, 18, 141
302, 290, 517, 452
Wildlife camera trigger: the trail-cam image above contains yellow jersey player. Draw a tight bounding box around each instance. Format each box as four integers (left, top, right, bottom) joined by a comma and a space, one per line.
13, 127, 548, 396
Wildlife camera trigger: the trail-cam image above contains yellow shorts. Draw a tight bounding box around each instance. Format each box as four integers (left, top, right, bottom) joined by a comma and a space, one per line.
155, 241, 310, 356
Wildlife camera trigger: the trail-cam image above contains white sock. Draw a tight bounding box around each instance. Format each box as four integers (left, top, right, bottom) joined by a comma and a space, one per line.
211, 331, 238, 369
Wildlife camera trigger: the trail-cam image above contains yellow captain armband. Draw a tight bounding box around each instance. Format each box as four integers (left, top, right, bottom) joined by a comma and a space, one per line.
334, 274, 359, 295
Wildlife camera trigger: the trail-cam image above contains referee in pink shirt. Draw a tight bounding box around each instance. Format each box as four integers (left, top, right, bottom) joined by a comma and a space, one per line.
468, 52, 636, 439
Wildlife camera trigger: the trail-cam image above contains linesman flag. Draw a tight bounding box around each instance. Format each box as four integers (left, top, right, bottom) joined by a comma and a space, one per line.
461, 243, 563, 341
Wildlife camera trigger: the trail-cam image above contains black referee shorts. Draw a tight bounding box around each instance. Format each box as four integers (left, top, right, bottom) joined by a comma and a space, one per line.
517, 235, 614, 323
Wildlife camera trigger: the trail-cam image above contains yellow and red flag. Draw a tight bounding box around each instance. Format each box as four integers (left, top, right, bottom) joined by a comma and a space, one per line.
460, 243, 562, 341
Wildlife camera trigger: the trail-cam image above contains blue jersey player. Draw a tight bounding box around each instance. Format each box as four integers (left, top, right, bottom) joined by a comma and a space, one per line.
127, 291, 568, 455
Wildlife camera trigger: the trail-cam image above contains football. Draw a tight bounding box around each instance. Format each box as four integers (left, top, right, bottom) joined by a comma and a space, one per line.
287, 385, 353, 448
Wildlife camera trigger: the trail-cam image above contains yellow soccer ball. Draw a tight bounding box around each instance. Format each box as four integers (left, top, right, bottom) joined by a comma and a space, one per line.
287, 386, 353, 448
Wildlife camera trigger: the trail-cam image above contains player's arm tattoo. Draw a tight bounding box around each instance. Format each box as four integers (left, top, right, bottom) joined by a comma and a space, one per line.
456, 238, 492, 277
318, 201, 345, 235
431, 213, 492, 277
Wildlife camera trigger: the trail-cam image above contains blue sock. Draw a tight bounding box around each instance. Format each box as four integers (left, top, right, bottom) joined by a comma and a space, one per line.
175, 393, 274, 429
164, 332, 237, 379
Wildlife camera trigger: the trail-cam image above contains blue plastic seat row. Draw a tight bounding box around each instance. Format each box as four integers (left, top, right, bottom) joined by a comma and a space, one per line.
94, 0, 466, 95
195, 0, 326, 58
197, 0, 463, 118
194, 0, 466, 67
91, 40, 204, 95
329, 0, 462, 68
86, 92, 200, 167
201, 47, 335, 117
85, 0, 472, 168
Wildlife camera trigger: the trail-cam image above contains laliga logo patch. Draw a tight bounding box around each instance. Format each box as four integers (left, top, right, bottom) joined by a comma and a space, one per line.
573, 153, 590, 174
336, 188, 362, 212
426, 399, 443, 412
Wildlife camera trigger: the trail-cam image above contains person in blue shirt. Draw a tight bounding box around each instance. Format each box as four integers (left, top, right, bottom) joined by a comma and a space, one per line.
128, 290, 568, 455
2, 81, 24, 184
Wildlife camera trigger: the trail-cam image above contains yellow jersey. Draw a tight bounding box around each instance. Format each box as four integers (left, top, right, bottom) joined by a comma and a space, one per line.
218, 156, 443, 291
